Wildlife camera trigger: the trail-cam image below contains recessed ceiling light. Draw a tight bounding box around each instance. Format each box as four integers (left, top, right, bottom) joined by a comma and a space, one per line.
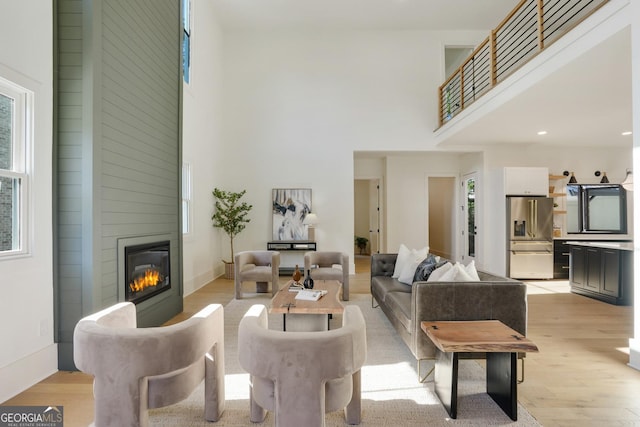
622, 131, 632, 136
537, 131, 547, 135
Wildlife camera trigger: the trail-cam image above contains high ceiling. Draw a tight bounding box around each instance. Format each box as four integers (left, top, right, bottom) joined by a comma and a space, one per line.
436, 26, 632, 148
212, 0, 521, 31
211, 0, 632, 149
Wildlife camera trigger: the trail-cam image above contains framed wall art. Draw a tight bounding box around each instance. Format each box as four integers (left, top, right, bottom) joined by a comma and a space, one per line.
272, 188, 312, 241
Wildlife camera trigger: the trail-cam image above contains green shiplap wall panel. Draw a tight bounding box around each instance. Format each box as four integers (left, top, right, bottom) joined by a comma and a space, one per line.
55, 0, 182, 370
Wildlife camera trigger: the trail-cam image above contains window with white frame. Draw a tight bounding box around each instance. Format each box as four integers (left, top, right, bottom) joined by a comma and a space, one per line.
0, 78, 30, 256
182, 162, 191, 234
182, 0, 191, 84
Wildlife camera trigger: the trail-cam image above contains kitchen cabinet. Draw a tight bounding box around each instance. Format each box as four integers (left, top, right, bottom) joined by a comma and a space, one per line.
569, 245, 586, 287
504, 167, 549, 196
568, 242, 632, 305
553, 240, 570, 279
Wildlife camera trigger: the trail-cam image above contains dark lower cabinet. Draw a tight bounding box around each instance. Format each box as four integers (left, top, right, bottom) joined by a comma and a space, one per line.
569, 245, 632, 305
600, 249, 621, 299
553, 240, 570, 279
569, 245, 585, 287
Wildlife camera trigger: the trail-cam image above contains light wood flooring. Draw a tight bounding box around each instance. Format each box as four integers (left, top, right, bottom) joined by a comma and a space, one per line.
4, 255, 640, 426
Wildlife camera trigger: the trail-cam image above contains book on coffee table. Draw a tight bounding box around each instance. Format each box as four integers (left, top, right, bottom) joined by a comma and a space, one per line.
288, 283, 304, 292
295, 290, 327, 301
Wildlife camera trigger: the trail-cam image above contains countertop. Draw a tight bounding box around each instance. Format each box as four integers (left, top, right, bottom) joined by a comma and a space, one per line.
565, 241, 634, 251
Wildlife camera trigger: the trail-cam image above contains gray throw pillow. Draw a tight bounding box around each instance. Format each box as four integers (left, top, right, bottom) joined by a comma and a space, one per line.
413, 254, 446, 282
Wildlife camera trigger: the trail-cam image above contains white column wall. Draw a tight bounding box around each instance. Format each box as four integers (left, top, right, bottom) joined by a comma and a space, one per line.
182, 1, 226, 294
629, 0, 640, 371
0, 2, 55, 402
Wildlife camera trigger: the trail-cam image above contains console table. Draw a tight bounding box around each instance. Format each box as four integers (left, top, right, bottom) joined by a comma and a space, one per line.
267, 241, 316, 275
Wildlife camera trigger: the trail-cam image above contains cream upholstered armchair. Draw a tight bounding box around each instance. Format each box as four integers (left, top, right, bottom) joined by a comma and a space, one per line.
73, 302, 225, 427
235, 250, 280, 299
238, 304, 367, 426
304, 251, 350, 300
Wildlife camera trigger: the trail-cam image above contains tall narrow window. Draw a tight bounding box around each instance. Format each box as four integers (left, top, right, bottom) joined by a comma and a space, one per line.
182, 162, 191, 234
182, 0, 191, 84
0, 78, 30, 257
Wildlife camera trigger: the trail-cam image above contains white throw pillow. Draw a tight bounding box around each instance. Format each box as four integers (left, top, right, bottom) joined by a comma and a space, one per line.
392, 244, 411, 278
393, 245, 428, 279
398, 254, 427, 285
453, 262, 474, 281
435, 262, 474, 282
465, 260, 480, 281
427, 262, 453, 282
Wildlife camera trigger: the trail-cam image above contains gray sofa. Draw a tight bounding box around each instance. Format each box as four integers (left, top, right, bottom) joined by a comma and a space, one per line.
370, 253, 528, 362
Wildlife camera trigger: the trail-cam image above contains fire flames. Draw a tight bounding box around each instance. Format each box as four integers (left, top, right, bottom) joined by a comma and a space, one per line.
129, 269, 163, 293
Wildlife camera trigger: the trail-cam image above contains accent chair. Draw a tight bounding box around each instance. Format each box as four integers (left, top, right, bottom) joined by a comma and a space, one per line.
73, 302, 225, 427
235, 250, 280, 299
304, 251, 350, 300
238, 304, 367, 426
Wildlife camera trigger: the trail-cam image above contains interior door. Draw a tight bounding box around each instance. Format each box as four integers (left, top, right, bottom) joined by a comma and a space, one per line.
463, 173, 477, 262
368, 180, 380, 254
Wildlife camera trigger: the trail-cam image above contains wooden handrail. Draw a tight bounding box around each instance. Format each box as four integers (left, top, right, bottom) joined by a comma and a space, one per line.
437, 0, 609, 128
460, 37, 490, 74
494, 0, 529, 33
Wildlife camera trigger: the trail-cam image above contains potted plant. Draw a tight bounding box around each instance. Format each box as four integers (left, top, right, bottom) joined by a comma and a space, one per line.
211, 188, 253, 279
354, 236, 369, 255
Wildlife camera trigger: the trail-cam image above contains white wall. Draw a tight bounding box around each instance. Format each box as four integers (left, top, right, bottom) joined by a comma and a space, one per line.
0, 2, 54, 402
384, 153, 463, 252
182, 0, 226, 294
219, 30, 486, 265
629, 0, 640, 371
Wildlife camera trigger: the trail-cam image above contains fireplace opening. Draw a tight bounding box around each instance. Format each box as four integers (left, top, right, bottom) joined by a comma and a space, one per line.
124, 240, 171, 304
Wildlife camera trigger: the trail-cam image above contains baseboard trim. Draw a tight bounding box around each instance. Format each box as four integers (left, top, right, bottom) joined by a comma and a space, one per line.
183, 270, 217, 297
0, 344, 58, 403
629, 338, 640, 371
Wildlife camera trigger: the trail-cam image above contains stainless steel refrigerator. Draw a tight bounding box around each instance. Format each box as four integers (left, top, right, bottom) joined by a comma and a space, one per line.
506, 196, 553, 279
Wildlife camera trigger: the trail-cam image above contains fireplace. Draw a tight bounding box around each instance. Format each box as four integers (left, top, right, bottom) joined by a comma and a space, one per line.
124, 240, 171, 304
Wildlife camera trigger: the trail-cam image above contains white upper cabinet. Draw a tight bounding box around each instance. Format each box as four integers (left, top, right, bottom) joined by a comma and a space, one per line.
504, 167, 549, 196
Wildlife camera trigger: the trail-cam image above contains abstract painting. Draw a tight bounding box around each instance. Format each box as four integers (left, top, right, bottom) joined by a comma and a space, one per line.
272, 188, 312, 241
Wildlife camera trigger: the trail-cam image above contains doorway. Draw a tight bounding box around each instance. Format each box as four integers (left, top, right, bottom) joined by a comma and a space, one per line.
428, 177, 456, 260
462, 173, 477, 262
354, 179, 381, 257
444, 46, 474, 77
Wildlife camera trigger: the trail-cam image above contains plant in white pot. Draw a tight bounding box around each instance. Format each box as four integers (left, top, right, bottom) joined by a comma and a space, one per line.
211, 188, 253, 279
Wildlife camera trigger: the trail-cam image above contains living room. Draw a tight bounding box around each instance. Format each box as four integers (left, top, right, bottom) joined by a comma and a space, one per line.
2, 0, 640, 423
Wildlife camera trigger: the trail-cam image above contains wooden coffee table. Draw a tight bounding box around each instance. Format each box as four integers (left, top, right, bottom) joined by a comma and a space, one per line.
421, 320, 539, 421
270, 280, 344, 331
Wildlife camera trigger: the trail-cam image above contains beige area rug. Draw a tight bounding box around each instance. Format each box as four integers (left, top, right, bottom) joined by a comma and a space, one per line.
149, 293, 541, 426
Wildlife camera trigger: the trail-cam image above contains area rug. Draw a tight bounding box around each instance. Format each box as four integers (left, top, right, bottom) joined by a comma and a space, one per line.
149, 294, 541, 426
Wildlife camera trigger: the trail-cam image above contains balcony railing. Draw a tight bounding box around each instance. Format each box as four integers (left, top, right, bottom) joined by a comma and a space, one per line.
438, 0, 609, 127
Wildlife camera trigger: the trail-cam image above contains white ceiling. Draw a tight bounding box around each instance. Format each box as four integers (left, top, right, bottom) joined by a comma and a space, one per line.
211, 0, 632, 149
211, 0, 521, 31
437, 26, 632, 148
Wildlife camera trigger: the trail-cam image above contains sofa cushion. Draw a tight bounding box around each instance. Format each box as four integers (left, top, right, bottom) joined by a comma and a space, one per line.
384, 292, 411, 332
371, 276, 410, 303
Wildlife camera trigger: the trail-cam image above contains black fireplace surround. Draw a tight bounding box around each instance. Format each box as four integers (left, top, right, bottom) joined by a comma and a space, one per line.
124, 240, 171, 304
